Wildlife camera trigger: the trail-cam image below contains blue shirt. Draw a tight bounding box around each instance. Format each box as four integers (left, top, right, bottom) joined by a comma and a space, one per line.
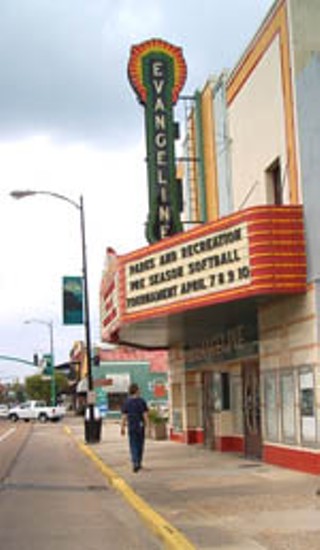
122, 396, 148, 431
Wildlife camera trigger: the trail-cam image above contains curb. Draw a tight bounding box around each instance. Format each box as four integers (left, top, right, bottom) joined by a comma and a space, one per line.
64, 425, 196, 550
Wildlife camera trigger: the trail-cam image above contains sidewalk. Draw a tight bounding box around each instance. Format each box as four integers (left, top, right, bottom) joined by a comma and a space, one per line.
66, 418, 320, 549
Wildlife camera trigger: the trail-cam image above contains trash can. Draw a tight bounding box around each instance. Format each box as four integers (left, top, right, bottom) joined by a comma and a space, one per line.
84, 406, 102, 444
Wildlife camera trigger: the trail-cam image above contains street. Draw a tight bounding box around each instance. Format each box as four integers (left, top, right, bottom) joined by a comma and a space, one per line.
0, 419, 161, 550
2, 416, 320, 549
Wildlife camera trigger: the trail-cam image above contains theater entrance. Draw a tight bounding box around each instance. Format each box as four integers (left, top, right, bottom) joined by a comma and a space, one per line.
202, 371, 216, 450
242, 360, 262, 459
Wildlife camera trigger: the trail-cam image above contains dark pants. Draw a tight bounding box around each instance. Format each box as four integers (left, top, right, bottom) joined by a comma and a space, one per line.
128, 427, 145, 467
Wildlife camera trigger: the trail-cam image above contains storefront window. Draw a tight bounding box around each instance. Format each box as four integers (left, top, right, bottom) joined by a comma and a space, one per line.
213, 371, 222, 412
280, 372, 296, 443
264, 372, 278, 441
171, 383, 183, 432
299, 369, 316, 444
221, 373, 230, 410
172, 409, 183, 432
231, 374, 243, 434
211, 372, 231, 411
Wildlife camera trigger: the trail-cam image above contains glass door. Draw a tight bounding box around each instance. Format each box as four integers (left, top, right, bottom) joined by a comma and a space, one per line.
242, 361, 262, 459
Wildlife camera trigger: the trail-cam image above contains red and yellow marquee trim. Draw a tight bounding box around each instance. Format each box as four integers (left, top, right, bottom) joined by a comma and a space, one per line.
128, 38, 187, 105
101, 206, 306, 340
114, 206, 306, 326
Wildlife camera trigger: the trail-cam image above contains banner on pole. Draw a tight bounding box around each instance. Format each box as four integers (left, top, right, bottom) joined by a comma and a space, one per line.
42, 353, 53, 376
62, 276, 84, 325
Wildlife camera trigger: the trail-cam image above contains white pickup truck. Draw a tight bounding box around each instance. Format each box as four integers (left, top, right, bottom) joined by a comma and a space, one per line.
8, 400, 65, 423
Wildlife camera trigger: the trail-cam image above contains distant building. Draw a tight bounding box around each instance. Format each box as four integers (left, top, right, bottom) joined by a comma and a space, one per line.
93, 346, 168, 418
70, 342, 168, 417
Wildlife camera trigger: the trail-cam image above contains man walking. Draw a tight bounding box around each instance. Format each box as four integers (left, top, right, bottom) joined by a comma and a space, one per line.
121, 383, 149, 472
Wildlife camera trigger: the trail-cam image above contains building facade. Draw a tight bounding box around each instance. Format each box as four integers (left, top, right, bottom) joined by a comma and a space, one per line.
100, 0, 320, 473
70, 340, 168, 417
93, 346, 168, 418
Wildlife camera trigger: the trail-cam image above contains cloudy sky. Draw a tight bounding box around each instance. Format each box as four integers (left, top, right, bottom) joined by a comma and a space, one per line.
0, 0, 274, 382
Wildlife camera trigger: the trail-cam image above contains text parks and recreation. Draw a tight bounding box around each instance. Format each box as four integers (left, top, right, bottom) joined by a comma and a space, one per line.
125, 224, 251, 312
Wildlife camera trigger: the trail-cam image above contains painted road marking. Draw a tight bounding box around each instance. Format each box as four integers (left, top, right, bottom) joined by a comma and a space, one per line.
64, 425, 196, 550
0, 427, 16, 443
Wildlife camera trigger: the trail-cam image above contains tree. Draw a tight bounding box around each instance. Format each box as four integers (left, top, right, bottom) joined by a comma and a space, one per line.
10, 381, 26, 403
25, 373, 69, 403
0, 383, 7, 403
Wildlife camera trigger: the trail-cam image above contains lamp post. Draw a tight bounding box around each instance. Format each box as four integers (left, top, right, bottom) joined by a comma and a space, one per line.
11, 190, 98, 443
24, 318, 56, 406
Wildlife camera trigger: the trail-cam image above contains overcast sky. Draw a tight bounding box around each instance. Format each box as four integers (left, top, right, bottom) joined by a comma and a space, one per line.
0, 0, 274, 382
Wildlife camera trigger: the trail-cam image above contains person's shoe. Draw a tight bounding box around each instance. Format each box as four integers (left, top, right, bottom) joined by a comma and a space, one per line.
133, 464, 140, 472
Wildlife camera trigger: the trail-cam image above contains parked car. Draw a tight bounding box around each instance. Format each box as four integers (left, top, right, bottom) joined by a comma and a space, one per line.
0, 404, 9, 419
8, 400, 65, 423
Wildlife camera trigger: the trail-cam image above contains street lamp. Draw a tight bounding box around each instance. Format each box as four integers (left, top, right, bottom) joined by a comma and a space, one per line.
11, 190, 98, 443
24, 318, 56, 406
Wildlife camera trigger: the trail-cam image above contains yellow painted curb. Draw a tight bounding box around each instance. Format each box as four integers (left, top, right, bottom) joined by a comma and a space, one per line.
64, 425, 196, 550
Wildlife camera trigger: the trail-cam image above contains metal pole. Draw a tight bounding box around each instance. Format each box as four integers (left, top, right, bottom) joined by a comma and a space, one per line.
24, 319, 56, 406
79, 196, 95, 425
11, 189, 100, 442
49, 321, 56, 406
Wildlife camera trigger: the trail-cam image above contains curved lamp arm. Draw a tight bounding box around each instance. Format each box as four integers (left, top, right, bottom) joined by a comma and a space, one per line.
11, 188, 95, 426
10, 190, 80, 210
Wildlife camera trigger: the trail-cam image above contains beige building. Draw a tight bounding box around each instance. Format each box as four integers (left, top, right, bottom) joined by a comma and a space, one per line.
101, 0, 320, 473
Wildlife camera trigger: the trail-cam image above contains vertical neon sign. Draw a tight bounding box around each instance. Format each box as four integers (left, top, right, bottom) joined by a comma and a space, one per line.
128, 39, 187, 243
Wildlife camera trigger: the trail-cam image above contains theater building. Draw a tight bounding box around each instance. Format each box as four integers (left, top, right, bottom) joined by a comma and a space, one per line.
100, 0, 320, 473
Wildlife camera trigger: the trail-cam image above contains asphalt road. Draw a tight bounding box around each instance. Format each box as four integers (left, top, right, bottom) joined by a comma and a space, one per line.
0, 420, 161, 550
0, 421, 32, 482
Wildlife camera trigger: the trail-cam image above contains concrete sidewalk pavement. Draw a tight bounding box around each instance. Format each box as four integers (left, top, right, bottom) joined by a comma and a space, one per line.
66, 418, 320, 549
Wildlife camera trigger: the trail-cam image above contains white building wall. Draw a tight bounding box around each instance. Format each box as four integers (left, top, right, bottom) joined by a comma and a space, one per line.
228, 37, 288, 211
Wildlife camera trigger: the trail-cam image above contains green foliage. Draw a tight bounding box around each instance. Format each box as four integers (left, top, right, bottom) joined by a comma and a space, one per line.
25, 372, 69, 403
25, 375, 48, 402
148, 407, 167, 424
10, 382, 26, 403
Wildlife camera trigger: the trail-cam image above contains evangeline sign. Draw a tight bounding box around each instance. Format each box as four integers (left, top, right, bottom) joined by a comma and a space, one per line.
125, 222, 251, 313
128, 38, 187, 244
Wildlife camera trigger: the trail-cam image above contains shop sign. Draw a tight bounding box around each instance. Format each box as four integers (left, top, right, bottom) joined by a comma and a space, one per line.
103, 374, 130, 394
185, 322, 258, 367
128, 38, 187, 243
125, 222, 250, 312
